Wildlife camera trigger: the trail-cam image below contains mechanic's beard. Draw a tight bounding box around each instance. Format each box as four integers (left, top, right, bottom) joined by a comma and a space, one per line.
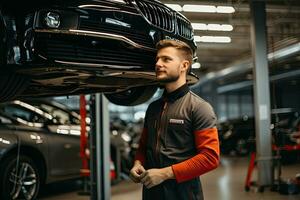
157, 74, 180, 84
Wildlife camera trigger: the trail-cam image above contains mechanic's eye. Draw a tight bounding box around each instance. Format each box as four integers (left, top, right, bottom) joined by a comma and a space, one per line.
163, 58, 171, 62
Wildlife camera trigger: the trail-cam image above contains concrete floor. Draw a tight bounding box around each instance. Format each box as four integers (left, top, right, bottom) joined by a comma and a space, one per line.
40, 156, 300, 200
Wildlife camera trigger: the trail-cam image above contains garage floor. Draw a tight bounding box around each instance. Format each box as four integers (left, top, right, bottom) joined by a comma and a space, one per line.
40, 156, 300, 200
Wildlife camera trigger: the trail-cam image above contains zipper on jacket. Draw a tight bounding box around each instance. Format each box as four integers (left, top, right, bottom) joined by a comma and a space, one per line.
155, 101, 168, 161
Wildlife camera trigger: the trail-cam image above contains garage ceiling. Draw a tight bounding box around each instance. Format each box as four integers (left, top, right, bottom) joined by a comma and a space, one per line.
161, 0, 300, 84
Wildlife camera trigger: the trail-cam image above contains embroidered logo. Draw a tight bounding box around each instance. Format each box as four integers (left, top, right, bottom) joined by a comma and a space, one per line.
169, 119, 184, 124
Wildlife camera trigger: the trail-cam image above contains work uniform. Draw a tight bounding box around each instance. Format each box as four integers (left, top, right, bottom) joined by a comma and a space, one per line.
135, 84, 220, 200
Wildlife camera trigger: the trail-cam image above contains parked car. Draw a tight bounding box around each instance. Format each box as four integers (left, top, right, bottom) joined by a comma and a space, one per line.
0, 98, 128, 199
0, 100, 82, 199
0, 0, 198, 105
218, 116, 255, 156
21, 98, 81, 126
218, 110, 300, 156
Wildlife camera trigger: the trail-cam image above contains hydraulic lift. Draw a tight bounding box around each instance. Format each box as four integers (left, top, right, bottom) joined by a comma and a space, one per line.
89, 93, 111, 200
79, 94, 111, 200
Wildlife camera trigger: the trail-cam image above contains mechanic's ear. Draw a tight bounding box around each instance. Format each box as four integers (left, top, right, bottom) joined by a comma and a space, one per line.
181, 60, 189, 73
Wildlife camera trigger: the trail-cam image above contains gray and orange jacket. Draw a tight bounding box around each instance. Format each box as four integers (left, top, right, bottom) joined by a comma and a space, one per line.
135, 84, 220, 200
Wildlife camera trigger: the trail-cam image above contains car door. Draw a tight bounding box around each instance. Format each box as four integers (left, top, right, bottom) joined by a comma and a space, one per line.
42, 105, 81, 177
47, 124, 81, 177
22, 100, 82, 177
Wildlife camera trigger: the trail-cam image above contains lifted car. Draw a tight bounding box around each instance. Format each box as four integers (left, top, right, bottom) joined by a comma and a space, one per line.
0, 0, 197, 105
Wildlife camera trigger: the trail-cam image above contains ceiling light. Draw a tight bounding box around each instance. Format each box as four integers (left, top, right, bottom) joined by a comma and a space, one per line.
192, 23, 233, 31
192, 62, 201, 69
216, 6, 235, 13
220, 24, 233, 31
208, 24, 233, 31
182, 5, 235, 13
191, 23, 207, 30
206, 24, 222, 31
194, 36, 201, 42
194, 36, 231, 43
165, 4, 182, 12
183, 5, 215, 13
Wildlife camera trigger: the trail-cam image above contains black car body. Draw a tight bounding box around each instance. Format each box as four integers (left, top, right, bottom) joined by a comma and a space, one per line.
218, 117, 255, 156
0, 100, 82, 199
218, 110, 300, 156
0, 0, 197, 105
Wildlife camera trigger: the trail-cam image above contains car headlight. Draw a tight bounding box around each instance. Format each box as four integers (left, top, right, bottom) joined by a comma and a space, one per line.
45, 12, 60, 28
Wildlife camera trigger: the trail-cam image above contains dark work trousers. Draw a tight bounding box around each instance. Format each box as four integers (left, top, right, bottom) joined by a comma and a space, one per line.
142, 178, 203, 200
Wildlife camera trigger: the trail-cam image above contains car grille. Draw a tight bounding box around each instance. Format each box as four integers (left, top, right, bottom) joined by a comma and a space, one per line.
135, 0, 193, 39
176, 14, 193, 39
36, 34, 156, 69
79, 18, 154, 48
135, 0, 174, 32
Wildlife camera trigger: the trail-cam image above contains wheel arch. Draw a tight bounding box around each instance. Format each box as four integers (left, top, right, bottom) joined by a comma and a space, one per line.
105, 85, 157, 106
0, 145, 48, 185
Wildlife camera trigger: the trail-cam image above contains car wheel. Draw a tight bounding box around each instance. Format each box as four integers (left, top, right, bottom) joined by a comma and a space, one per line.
0, 155, 40, 200
105, 86, 157, 106
0, 72, 30, 102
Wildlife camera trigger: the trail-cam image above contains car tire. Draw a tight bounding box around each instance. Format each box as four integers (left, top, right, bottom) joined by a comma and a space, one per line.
105, 85, 157, 106
0, 155, 41, 200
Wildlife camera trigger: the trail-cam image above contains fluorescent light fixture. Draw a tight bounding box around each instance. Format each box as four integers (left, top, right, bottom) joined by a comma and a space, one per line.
165, 4, 182, 12
183, 5, 215, 13
207, 24, 233, 31
192, 23, 233, 31
216, 6, 235, 13
194, 36, 201, 42
206, 24, 222, 31
192, 62, 201, 69
182, 4, 235, 13
191, 23, 207, 30
220, 24, 234, 31
194, 36, 231, 43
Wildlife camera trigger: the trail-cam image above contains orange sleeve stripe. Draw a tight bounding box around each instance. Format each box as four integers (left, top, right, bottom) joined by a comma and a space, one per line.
194, 127, 220, 155
172, 127, 220, 183
134, 128, 148, 165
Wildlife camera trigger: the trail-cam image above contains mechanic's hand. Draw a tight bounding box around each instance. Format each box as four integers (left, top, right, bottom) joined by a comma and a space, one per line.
140, 167, 174, 189
130, 161, 146, 183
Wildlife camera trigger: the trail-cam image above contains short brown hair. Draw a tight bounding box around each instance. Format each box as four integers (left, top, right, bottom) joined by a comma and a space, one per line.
156, 39, 193, 67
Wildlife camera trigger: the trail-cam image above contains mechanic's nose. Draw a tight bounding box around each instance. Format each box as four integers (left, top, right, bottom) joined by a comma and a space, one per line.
155, 59, 162, 68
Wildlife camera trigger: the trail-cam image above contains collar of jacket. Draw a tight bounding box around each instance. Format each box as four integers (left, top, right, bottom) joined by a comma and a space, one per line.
162, 83, 190, 102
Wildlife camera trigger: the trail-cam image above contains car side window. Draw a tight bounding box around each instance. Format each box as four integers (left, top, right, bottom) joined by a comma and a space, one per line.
38, 104, 74, 125
3, 105, 46, 124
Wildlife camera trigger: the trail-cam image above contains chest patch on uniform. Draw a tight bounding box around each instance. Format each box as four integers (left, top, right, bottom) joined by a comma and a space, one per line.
169, 118, 184, 124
